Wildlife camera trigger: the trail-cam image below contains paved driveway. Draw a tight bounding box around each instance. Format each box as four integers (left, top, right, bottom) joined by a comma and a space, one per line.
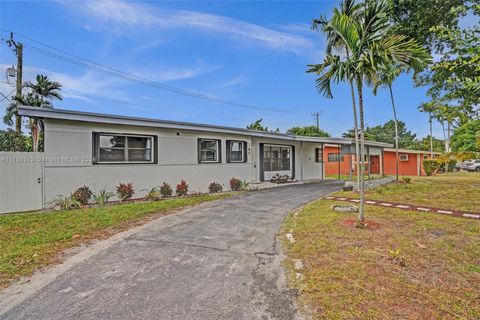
1, 181, 342, 320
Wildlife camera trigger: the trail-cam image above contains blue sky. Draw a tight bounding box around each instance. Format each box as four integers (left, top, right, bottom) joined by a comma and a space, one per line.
1, 0, 440, 138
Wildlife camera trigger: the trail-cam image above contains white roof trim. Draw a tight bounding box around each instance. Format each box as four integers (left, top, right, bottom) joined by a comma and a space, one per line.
18, 106, 392, 147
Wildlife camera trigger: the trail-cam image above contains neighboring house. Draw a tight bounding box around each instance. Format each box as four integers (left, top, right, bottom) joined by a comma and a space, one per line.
324, 145, 440, 177
0, 106, 392, 214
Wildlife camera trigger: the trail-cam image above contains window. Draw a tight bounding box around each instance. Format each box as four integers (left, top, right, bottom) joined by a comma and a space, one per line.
424, 155, 428, 160
315, 147, 323, 163
399, 154, 409, 161
263, 145, 291, 171
94, 133, 154, 163
198, 139, 221, 163
227, 140, 247, 163
328, 153, 344, 162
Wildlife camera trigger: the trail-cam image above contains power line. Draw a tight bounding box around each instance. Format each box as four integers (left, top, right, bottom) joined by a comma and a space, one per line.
1, 30, 294, 114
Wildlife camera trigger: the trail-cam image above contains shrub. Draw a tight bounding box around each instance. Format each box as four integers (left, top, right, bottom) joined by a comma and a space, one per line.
208, 182, 223, 193
229, 177, 242, 191
116, 182, 135, 201
92, 188, 114, 207
175, 180, 189, 196
423, 159, 440, 176
160, 182, 173, 197
48, 194, 80, 210
446, 159, 457, 172
72, 185, 93, 205
143, 187, 160, 201
402, 177, 411, 184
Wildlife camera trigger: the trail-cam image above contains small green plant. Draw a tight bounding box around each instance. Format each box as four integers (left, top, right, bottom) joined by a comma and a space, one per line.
423, 159, 440, 176
229, 177, 242, 191
92, 188, 114, 207
402, 177, 412, 184
388, 248, 406, 267
48, 194, 80, 210
208, 182, 223, 193
116, 182, 135, 201
71, 185, 93, 205
175, 180, 189, 196
160, 182, 173, 197
143, 187, 160, 201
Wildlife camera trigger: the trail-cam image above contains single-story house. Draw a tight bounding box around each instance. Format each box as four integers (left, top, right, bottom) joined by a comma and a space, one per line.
324, 145, 440, 177
0, 106, 393, 213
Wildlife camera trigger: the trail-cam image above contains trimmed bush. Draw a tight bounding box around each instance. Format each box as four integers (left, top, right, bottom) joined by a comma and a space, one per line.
423, 159, 440, 176
230, 177, 242, 191
160, 182, 173, 197
208, 182, 223, 193
176, 180, 189, 196
116, 182, 135, 201
72, 185, 93, 205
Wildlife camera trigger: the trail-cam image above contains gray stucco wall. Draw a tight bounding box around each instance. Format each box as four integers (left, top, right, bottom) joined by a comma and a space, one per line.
42, 119, 324, 202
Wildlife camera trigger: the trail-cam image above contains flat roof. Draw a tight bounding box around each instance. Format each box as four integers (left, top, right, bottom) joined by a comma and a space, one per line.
384, 148, 441, 155
18, 106, 392, 148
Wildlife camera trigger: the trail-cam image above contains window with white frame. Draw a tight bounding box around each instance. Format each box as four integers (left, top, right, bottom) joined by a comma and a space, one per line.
227, 140, 246, 163
94, 133, 154, 163
399, 154, 409, 161
198, 139, 221, 163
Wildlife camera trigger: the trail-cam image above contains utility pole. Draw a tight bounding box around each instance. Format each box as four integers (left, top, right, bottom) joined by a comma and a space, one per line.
6, 32, 23, 133
311, 111, 323, 130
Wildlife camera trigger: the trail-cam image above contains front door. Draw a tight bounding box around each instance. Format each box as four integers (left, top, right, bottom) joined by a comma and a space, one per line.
370, 155, 380, 174
260, 144, 293, 181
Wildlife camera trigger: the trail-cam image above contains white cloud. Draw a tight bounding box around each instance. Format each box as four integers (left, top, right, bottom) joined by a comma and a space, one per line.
215, 76, 245, 89
58, 0, 315, 55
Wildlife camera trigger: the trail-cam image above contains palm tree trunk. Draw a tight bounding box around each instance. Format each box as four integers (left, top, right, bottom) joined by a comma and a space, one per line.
447, 122, 451, 152
441, 121, 447, 151
356, 76, 366, 224
15, 115, 22, 133
429, 113, 433, 157
30, 119, 39, 152
349, 81, 360, 189
388, 84, 399, 181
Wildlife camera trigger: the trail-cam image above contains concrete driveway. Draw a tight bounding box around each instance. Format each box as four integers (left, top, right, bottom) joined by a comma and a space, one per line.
0, 181, 342, 320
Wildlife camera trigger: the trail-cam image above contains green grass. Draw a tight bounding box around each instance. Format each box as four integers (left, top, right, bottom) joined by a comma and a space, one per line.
325, 174, 383, 181
340, 172, 480, 212
283, 200, 480, 319
0, 193, 231, 288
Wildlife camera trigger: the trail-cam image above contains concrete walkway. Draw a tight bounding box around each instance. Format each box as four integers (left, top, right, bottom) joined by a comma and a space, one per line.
0, 181, 343, 320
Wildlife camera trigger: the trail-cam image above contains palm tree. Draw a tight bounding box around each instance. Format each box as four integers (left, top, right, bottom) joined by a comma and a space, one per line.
418, 102, 436, 157
6, 74, 62, 151
308, 0, 431, 225
311, 0, 362, 188
372, 63, 403, 181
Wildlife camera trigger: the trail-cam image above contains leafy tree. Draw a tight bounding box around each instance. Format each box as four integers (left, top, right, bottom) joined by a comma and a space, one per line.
450, 120, 480, 152
418, 102, 437, 156
308, 0, 431, 224
343, 120, 418, 148
409, 136, 445, 152
286, 125, 330, 137
246, 119, 279, 132
0, 129, 32, 152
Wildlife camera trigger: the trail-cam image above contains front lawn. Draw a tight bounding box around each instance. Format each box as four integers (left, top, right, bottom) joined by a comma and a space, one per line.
0, 193, 230, 289
283, 200, 480, 319
340, 172, 480, 212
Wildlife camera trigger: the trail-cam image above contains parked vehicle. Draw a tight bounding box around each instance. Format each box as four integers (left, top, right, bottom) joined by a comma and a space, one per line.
464, 159, 480, 172
455, 160, 475, 171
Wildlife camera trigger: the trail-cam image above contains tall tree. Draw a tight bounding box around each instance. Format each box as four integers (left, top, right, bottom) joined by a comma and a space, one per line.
286, 126, 330, 137
418, 102, 436, 157
312, 0, 362, 189
308, 0, 431, 225
5, 74, 62, 152
343, 120, 418, 148
246, 119, 279, 132
450, 120, 480, 152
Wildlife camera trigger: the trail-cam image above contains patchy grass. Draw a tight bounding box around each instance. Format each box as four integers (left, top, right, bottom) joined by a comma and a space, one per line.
340, 172, 480, 212
0, 193, 231, 288
283, 200, 480, 319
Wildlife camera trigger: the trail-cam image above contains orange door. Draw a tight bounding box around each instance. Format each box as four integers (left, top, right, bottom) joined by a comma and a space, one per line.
370, 155, 380, 174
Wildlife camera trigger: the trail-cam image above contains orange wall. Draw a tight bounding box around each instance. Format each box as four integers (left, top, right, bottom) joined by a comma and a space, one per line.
324, 146, 436, 177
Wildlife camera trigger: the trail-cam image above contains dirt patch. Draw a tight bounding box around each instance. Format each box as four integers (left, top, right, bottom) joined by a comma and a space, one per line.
340, 218, 381, 230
